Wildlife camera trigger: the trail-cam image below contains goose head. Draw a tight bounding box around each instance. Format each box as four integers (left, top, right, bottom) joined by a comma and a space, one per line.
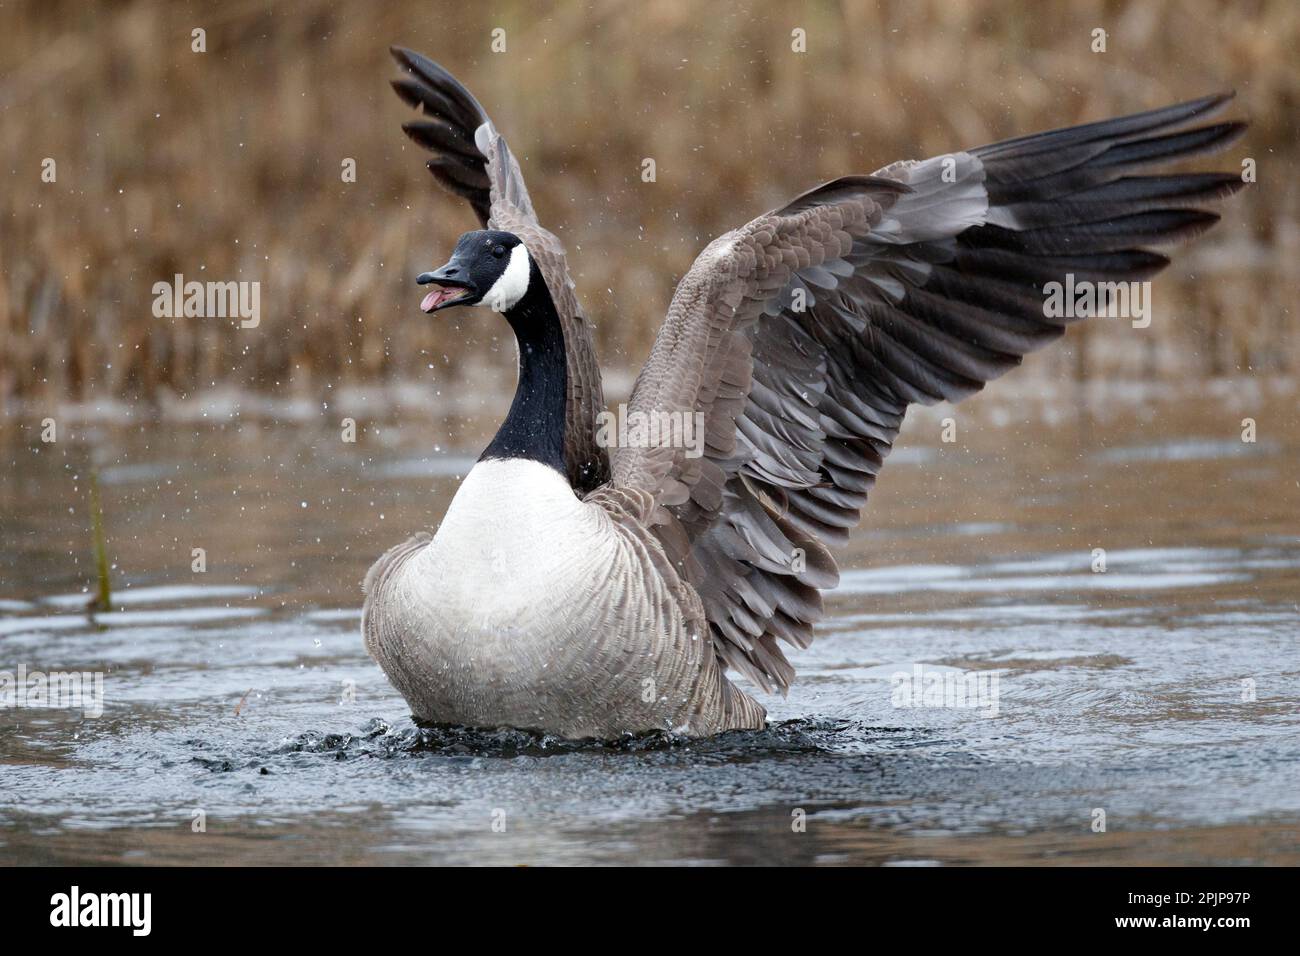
417, 230, 532, 314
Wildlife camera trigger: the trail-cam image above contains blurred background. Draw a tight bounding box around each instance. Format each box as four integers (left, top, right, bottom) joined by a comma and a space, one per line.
1, 0, 1295, 420
3, 1, 1300, 867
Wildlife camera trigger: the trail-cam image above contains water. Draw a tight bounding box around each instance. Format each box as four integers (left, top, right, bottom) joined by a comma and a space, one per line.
2, 387, 1298, 865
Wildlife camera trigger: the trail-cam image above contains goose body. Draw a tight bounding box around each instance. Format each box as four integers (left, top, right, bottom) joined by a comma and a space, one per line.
365, 47, 1245, 738
366, 458, 758, 737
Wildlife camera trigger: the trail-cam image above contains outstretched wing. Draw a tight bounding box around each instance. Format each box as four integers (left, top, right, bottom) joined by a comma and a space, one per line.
612, 94, 1246, 692
390, 47, 609, 493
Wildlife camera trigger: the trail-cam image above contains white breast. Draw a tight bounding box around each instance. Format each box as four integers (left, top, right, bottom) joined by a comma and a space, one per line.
414, 458, 604, 622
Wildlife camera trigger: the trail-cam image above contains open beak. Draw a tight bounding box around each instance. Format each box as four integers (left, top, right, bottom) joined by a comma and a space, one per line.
416, 261, 476, 313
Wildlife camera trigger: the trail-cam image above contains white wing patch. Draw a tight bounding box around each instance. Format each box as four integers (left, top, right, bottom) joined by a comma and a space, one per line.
869, 152, 994, 242
473, 121, 495, 156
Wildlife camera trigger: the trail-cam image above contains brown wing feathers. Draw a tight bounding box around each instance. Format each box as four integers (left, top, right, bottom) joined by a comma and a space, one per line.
617, 94, 1245, 693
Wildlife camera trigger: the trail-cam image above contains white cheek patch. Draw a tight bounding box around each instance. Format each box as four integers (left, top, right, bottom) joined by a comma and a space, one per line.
477, 242, 531, 313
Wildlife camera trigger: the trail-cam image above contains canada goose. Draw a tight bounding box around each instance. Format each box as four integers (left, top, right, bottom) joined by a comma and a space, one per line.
364, 47, 1246, 739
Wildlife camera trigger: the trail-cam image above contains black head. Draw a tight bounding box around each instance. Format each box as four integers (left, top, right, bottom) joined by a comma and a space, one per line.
416, 230, 531, 313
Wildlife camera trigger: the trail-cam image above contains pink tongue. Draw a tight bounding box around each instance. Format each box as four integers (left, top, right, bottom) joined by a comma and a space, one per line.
420, 289, 440, 312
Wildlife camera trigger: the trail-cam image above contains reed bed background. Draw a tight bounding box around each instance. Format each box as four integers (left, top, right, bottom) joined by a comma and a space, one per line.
1, 0, 1296, 420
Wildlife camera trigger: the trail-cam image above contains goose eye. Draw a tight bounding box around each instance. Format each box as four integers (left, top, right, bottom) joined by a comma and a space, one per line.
492, 245, 505, 258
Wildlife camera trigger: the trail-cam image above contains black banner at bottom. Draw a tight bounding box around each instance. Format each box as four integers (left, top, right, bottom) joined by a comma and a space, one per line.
0, 865, 1284, 941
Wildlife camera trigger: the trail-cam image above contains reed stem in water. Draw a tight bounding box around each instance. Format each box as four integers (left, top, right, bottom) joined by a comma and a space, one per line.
88, 467, 111, 612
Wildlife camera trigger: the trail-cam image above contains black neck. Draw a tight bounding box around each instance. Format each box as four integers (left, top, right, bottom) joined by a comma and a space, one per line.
479, 262, 569, 478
